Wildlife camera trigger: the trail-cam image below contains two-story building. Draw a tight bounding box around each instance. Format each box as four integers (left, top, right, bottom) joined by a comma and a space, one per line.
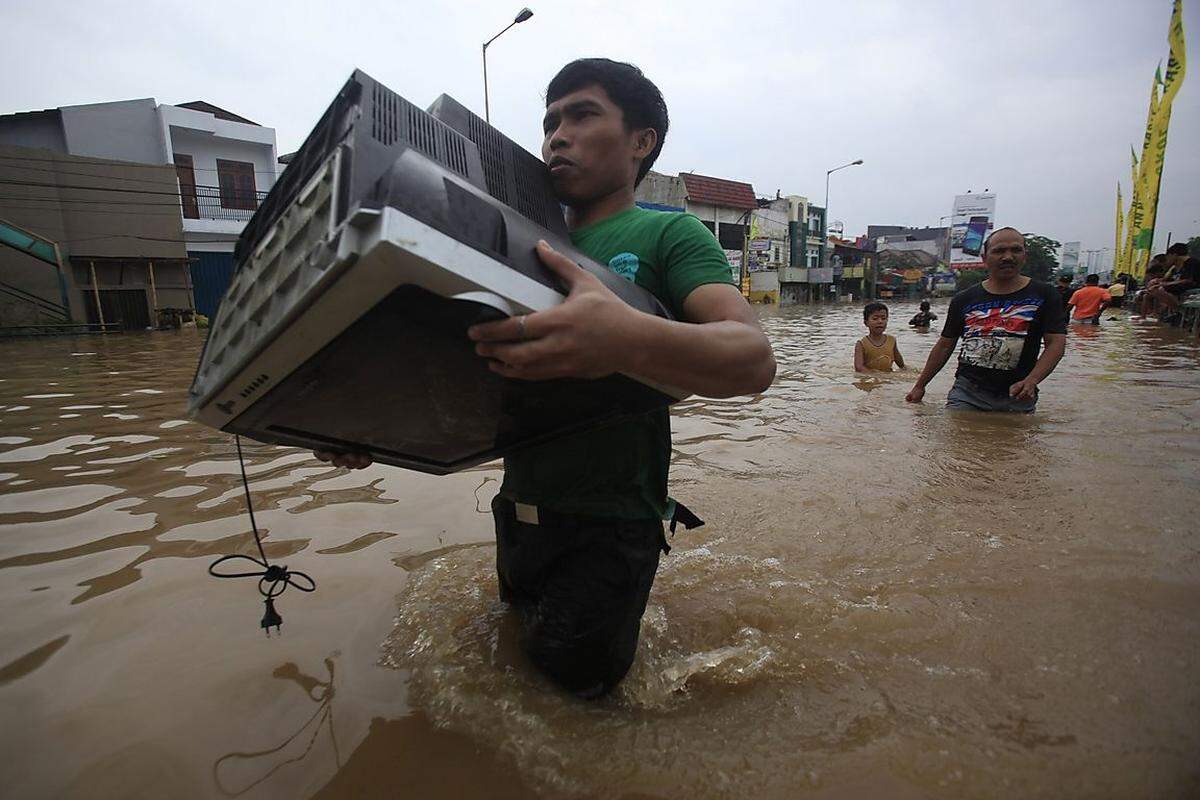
635, 170, 759, 290
0, 97, 279, 321
755, 195, 827, 305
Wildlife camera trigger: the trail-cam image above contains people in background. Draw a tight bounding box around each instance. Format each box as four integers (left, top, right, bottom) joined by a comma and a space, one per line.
909, 300, 937, 328
1056, 274, 1075, 313
1067, 274, 1111, 325
1142, 242, 1199, 322
1107, 274, 1128, 308
855, 302, 905, 372
906, 227, 1067, 412
1135, 255, 1169, 317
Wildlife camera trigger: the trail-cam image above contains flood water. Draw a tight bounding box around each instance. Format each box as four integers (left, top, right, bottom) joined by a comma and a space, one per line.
1, 301, 1198, 799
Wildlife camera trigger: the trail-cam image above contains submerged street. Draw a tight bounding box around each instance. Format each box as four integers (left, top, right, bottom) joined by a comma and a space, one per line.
1, 302, 1198, 799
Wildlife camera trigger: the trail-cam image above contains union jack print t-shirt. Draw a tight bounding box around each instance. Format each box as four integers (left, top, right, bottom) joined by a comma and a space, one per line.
941, 280, 1067, 393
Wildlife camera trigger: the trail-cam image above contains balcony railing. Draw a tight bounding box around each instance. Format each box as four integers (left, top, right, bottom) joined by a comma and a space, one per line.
181, 185, 268, 222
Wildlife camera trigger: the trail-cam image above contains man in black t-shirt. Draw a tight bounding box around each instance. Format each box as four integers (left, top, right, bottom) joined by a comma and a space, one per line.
906, 227, 1067, 412
1055, 274, 1075, 312
1145, 242, 1199, 319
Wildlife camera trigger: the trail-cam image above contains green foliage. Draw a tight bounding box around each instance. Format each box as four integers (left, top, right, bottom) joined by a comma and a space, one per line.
1186, 235, 1199, 256
956, 269, 987, 291
1021, 234, 1060, 283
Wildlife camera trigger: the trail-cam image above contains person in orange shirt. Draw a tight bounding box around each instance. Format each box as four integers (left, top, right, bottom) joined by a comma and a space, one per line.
1067, 274, 1111, 325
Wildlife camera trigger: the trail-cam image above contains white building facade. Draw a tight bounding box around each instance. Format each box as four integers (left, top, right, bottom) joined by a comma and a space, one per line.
0, 98, 279, 318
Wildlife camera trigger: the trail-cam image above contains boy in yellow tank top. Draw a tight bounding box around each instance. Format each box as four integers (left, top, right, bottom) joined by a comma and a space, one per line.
854, 302, 906, 372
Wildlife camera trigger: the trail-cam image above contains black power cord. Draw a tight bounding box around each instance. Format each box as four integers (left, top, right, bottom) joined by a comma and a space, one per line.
208, 436, 316, 635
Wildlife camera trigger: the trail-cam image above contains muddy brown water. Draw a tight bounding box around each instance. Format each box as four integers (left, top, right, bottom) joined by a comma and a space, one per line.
1, 302, 1197, 799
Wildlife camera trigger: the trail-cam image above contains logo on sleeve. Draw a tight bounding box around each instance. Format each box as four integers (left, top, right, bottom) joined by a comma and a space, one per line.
608, 252, 640, 281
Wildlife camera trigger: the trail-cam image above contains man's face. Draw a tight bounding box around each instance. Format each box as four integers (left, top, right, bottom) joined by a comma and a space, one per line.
983, 230, 1026, 280
541, 84, 653, 206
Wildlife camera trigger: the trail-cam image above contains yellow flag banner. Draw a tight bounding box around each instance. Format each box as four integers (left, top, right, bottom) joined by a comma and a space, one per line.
1124, 147, 1140, 278
1130, 69, 1162, 276
1115, 182, 1123, 274
1137, 0, 1187, 258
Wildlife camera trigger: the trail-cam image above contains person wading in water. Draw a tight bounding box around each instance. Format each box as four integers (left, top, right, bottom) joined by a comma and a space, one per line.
905, 227, 1066, 412
317, 58, 776, 698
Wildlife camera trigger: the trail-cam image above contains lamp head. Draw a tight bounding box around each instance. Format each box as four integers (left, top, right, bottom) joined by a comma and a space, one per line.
515, 7, 533, 22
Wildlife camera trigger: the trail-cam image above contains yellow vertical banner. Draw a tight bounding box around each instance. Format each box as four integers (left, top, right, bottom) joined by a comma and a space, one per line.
1115, 182, 1123, 275
1124, 148, 1140, 279
1130, 69, 1161, 277
1138, 0, 1187, 265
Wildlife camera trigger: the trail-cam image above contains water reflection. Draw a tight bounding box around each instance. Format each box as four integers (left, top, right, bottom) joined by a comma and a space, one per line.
213, 657, 341, 797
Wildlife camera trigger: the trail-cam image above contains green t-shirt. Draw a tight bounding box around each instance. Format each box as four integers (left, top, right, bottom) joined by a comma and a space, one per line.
500, 205, 736, 520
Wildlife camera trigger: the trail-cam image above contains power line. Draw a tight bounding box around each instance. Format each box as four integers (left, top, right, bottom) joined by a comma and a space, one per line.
0, 193, 207, 208
0, 177, 199, 198
58, 233, 196, 245
0, 152, 281, 176
0, 203, 187, 216
0, 161, 205, 187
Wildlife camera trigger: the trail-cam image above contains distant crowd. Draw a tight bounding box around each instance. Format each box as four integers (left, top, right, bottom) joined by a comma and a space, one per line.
853, 233, 1198, 413
1051, 242, 1198, 325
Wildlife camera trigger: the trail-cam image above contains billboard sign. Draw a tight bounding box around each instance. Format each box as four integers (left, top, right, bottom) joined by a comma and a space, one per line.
949, 193, 997, 269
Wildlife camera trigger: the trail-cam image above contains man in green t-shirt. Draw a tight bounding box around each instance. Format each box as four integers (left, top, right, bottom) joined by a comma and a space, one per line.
321, 58, 775, 698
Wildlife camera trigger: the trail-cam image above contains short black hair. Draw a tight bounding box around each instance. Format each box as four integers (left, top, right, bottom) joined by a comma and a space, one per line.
1057, 274, 1071, 283
546, 58, 668, 186
1167, 242, 1190, 256
1085, 274, 1099, 284
982, 226, 1024, 256
919, 300, 931, 309
863, 302, 888, 321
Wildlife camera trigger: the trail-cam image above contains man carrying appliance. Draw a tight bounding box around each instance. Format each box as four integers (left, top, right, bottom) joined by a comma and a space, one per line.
904, 227, 1066, 412
318, 58, 776, 698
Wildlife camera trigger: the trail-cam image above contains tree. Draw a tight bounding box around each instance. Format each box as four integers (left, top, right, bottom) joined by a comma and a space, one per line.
956, 269, 986, 291
1186, 235, 1199, 257
1022, 234, 1060, 283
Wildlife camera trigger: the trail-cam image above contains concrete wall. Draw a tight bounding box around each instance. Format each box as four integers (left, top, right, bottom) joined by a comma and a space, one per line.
0, 145, 186, 323
634, 171, 686, 209
686, 201, 746, 227
60, 99, 166, 165
0, 111, 68, 153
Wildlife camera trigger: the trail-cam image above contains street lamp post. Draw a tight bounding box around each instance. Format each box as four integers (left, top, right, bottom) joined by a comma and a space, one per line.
482, 8, 534, 124
938, 214, 953, 266
823, 159, 862, 303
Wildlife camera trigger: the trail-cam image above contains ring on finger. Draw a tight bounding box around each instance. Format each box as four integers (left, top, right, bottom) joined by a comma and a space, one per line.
517, 315, 528, 340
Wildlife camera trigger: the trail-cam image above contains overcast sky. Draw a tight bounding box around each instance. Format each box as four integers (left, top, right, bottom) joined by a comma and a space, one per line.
2, 0, 1196, 254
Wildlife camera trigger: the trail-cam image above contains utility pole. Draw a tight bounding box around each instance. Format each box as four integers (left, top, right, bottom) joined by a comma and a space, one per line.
741, 209, 751, 299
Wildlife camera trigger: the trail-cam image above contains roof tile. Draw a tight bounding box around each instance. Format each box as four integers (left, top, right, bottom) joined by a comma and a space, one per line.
680, 172, 757, 210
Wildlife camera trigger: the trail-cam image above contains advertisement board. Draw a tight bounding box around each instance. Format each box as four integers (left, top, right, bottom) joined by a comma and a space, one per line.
723, 249, 741, 283
949, 193, 997, 269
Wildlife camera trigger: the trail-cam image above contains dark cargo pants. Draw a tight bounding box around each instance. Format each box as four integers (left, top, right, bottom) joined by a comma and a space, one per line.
492, 496, 666, 698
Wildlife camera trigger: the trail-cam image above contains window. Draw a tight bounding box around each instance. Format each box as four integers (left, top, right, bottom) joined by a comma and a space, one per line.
216, 159, 257, 210
718, 223, 745, 251
174, 153, 198, 219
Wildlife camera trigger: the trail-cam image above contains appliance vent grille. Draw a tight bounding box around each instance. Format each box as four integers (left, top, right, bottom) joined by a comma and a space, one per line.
371, 82, 398, 145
